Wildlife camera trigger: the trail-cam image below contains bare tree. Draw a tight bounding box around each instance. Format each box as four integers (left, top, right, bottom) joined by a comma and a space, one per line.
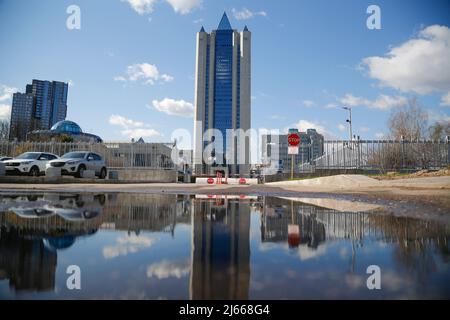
428, 121, 450, 141
0, 119, 9, 140
388, 97, 428, 141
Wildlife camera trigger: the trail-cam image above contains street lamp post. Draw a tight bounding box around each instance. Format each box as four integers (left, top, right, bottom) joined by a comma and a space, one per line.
342, 106, 353, 142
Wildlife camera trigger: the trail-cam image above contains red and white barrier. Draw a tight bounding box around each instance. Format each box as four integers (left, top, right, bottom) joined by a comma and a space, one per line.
195, 177, 258, 185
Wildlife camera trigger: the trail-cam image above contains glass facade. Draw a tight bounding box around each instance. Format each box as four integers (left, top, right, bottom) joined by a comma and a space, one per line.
213, 29, 233, 155
9, 93, 34, 141
8, 79, 69, 141
51, 120, 82, 134
51, 82, 68, 127
30, 80, 68, 129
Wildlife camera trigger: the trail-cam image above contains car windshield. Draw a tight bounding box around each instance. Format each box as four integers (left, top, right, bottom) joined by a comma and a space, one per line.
16, 152, 40, 160
62, 152, 87, 159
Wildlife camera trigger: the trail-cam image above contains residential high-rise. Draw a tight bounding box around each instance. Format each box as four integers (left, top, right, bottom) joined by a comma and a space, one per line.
8, 93, 35, 141
9, 80, 68, 141
193, 12, 251, 176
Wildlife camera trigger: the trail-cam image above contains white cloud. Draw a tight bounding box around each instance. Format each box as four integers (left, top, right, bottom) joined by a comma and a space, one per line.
146, 260, 190, 279
232, 8, 267, 20
193, 18, 203, 24
109, 114, 161, 139
427, 109, 450, 124
324, 103, 338, 109
337, 124, 346, 132
122, 128, 161, 138
339, 93, 408, 110
103, 235, 157, 259
115, 63, 173, 86
287, 120, 334, 139
122, 0, 157, 15
0, 104, 11, 120
166, 0, 202, 15
359, 127, 370, 133
122, 0, 201, 15
109, 114, 144, 128
0, 85, 17, 102
152, 98, 194, 117
363, 25, 450, 103
113, 76, 127, 82
441, 91, 450, 107
302, 100, 315, 108
160, 74, 174, 82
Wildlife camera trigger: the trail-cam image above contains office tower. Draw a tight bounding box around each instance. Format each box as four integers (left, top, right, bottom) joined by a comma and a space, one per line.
28, 79, 68, 129
193, 12, 251, 176
9, 80, 68, 141
8, 93, 35, 141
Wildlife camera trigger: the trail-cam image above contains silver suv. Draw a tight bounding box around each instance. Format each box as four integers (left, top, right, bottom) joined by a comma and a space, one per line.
47, 151, 107, 179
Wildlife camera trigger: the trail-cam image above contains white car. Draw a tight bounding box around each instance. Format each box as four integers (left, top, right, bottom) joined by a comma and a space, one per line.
4, 152, 59, 176
47, 151, 107, 178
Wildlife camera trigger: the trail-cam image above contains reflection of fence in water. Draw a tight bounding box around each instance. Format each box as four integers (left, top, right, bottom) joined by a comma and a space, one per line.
315, 140, 449, 171
261, 203, 450, 245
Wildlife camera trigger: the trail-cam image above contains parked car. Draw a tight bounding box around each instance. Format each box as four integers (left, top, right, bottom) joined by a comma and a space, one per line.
4, 152, 59, 176
47, 151, 107, 179
0, 156, 13, 162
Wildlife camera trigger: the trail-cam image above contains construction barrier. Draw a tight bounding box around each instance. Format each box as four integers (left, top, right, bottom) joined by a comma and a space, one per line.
195, 177, 258, 185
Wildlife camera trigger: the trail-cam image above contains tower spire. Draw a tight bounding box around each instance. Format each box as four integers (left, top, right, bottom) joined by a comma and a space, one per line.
217, 12, 232, 30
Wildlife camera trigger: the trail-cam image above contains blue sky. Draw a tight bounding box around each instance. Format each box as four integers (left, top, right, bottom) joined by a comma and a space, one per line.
0, 0, 449, 142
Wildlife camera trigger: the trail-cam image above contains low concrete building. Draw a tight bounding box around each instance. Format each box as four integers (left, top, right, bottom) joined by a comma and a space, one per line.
261, 128, 324, 174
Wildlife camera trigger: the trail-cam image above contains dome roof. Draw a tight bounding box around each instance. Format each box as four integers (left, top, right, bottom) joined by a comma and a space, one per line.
50, 120, 82, 134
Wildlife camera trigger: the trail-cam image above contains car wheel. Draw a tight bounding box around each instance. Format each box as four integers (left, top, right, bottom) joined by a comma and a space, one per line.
99, 167, 107, 179
29, 166, 40, 177
75, 165, 86, 178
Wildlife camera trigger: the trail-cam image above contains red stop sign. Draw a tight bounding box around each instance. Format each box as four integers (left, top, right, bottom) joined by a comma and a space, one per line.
288, 133, 300, 146
239, 178, 247, 184
207, 178, 214, 184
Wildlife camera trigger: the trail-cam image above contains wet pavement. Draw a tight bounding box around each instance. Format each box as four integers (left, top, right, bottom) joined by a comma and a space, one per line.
0, 192, 449, 299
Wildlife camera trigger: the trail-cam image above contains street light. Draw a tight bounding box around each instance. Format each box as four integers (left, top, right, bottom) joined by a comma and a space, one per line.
342, 106, 353, 141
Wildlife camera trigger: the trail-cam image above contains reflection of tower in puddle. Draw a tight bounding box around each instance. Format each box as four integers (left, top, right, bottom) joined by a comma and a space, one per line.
190, 196, 250, 300
261, 197, 326, 248
0, 227, 57, 292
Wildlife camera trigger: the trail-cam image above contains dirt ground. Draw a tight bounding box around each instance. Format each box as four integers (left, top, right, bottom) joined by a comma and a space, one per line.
373, 168, 450, 180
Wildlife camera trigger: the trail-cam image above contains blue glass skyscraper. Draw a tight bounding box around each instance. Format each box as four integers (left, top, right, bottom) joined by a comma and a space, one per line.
193, 13, 251, 175
9, 79, 68, 141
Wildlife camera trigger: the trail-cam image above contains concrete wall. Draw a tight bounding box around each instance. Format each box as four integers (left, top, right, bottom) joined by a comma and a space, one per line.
110, 168, 177, 183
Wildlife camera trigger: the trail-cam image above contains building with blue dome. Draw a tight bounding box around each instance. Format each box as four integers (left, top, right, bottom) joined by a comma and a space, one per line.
28, 120, 102, 142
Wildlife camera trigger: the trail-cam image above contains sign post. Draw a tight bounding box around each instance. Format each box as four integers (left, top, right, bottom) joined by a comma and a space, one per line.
287, 133, 300, 180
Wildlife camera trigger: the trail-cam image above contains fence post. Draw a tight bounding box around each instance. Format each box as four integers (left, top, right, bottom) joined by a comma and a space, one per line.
447, 136, 450, 167
401, 135, 405, 170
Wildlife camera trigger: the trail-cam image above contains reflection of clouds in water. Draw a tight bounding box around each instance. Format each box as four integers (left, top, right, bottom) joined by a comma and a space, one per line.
344, 274, 364, 290
258, 242, 280, 252
339, 247, 349, 259
382, 271, 414, 292
146, 259, 190, 279
103, 235, 157, 259
297, 244, 328, 261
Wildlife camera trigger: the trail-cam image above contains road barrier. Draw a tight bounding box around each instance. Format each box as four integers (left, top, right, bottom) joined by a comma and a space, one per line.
196, 177, 258, 185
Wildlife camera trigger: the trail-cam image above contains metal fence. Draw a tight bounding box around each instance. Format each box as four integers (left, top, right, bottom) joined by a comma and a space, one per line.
0, 141, 175, 169
313, 139, 450, 172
